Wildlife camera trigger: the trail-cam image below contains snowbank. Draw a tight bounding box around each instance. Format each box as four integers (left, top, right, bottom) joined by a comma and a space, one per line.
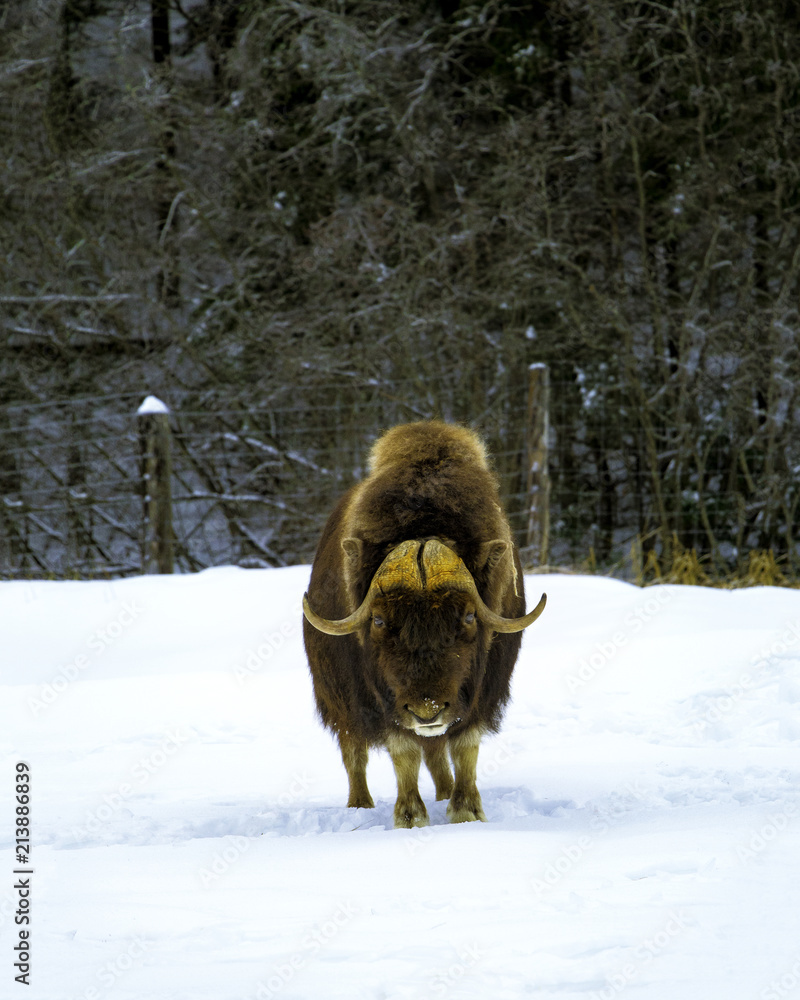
2, 568, 800, 999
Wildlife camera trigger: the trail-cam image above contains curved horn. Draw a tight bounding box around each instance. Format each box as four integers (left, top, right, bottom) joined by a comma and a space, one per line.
472, 589, 547, 634
420, 538, 547, 634
302, 591, 373, 636
304, 537, 546, 636
303, 539, 425, 636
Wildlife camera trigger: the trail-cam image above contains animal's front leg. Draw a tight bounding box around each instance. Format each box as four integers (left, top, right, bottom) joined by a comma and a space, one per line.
386, 732, 428, 828
338, 730, 374, 808
447, 728, 487, 823
423, 738, 454, 801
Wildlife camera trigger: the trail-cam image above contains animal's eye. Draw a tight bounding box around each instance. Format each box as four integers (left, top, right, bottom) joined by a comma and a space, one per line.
464, 612, 475, 624
373, 615, 385, 627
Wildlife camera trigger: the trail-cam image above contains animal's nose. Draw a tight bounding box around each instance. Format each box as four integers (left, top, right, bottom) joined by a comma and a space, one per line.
405, 701, 449, 724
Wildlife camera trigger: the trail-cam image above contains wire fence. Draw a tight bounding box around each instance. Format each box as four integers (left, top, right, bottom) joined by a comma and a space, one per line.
0, 379, 535, 577
0, 373, 794, 580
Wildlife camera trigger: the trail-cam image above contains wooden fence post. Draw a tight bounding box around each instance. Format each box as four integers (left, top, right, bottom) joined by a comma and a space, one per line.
525, 363, 551, 567
137, 395, 174, 573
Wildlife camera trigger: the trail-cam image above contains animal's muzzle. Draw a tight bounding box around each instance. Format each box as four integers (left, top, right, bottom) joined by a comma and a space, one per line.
402, 699, 454, 736
405, 701, 449, 725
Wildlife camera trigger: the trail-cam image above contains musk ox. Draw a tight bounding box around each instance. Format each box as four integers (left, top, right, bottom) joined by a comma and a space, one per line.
302, 420, 546, 828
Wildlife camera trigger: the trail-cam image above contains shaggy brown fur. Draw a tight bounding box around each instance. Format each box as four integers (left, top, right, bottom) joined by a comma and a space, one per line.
302, 420, 541, 828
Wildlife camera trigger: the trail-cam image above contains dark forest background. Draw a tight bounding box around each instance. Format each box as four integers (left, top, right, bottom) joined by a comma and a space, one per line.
1, 0, 799, 579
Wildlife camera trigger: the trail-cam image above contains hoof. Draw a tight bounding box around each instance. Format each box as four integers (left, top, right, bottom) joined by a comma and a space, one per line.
447, 793, 486, 824
395, 811, 430, 829
394, 792, 429, 829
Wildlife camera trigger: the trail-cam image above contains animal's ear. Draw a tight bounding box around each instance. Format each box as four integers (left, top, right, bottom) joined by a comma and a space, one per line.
341, 537, 363, 564
477, 539, 508, 570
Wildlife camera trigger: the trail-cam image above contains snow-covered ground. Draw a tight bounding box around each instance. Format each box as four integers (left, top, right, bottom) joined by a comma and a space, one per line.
3, 567, 800, 1000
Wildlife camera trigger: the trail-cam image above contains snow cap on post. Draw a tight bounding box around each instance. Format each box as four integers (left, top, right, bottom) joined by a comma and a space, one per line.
137, 395, 174, 573
138, 395, 170, 415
